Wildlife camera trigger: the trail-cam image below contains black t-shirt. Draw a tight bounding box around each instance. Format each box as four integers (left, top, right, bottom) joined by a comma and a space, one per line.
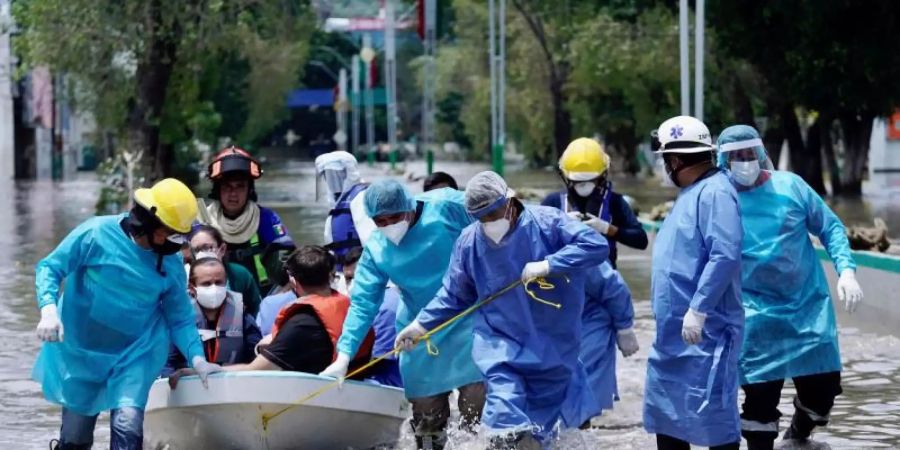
260, 311, 333, 373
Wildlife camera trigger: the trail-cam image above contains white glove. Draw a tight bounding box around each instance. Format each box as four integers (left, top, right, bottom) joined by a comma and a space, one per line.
582, 213, 611, 235
319, 352, 351, 381
837, 269, 863, 313
36, 304, 64, 342
521, 260, 551, 282
191, 355, 223, 389
566, 211, 585, 221
395, 320, 427, 352
681, 309, 706, 345
616, 328, 639, 357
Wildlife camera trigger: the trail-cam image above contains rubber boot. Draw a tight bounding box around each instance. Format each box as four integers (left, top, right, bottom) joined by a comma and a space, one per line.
776, 418, 831, 450
50, 440, 93, 450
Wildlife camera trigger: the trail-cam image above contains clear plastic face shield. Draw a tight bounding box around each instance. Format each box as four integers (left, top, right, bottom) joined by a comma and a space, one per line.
718, 139, 774, 187
317, 168, 347, 204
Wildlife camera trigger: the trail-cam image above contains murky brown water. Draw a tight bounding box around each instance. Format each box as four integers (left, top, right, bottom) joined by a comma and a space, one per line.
2, 158, 898, 449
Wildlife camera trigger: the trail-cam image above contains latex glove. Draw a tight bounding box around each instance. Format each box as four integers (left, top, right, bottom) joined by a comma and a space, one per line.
521, 260, 551, 282
191, 356, 223, 389
395, 320, 427, 352
616, 328, 639, 357
837, 269, 863, 313
681, 309, 706, 345
566, 211, 585, 221
319, 352, 351, 383
581, 213, 610, 235
36, 304, 64, 342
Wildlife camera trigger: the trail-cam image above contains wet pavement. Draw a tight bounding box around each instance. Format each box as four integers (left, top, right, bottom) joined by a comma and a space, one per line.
2, 158, 898, 449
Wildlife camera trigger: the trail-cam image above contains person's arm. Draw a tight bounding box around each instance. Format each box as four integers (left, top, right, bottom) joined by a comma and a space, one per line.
540, 192, 561, 208
598, 263, 635, 331
267, 209, 295, 248
800, 177, 855, 274
690, 187, 743, 314
224, 354, 281, 372
243, 313, 263, 360
35, 218, 95, 308
609, 194, 649, 250
545, 210, 609, 273
335, 247, 389, 358
161, 274, 205, 363
323, 215, 334, 246
415, 238, 478, 331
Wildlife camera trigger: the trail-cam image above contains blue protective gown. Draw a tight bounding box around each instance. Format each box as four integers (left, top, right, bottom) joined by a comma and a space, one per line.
33, 215, 204, 415
581, 261, 634, 413
336, 188, 482, 398
416, 205, 608, 443
736, 171, 854, 385
643, 171, 744, 447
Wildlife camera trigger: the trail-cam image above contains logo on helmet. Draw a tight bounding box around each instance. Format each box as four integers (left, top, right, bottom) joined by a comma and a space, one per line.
670, 125, 684, 139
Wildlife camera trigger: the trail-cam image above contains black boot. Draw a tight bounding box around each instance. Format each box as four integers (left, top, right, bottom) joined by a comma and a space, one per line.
50, 440, 92, 450
487, 432, 541, 450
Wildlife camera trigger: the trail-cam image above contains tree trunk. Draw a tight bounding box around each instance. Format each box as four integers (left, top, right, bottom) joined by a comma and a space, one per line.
127, 0, 178, 181
732, 78, 756, 127
837, 111, 874, 197
783, 105, 806, 176
820, 115, 843, 196
803, 116, 827, 195
550, 74, 572, 159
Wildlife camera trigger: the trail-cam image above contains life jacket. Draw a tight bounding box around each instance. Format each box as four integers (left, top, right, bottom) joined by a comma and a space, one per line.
326, 183, 369, 269
561, 184, 617, 265
194, 291, 246, 365
227, 233, 270, 289
271, 291, 376, 376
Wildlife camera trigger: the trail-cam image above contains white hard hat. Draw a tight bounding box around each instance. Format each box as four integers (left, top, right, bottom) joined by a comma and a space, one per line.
655, 115, 714, 154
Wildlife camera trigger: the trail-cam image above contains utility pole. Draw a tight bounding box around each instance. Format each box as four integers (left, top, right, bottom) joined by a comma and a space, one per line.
421, 0, 437, 174
694, 0, 705, 121
351, 55, 360, 155
385, 0, 399, 171
488, 0, 506, 176
336, 68, 348, 151
361, 34, 376, 166
679, 0, 705, 120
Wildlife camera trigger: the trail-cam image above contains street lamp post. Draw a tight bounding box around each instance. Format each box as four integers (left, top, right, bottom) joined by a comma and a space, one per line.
385, 0, 399, 172
360, 34, 376, 167
351, 54, 360, 156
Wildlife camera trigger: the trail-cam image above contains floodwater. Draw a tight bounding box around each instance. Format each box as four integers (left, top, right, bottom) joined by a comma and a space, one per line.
1, 157, 899, 449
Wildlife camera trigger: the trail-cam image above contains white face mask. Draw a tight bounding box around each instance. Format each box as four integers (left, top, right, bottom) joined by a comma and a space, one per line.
194, 250, 220, 261
573, 182, 595, 197
730, 160, 761, 186
195, 285, 227, 309
380, 220, 410, 245
481, 204, 512, 244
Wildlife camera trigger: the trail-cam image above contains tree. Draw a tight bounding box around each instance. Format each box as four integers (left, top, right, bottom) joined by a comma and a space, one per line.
712, 0, 900, 196
14, 0, 314, 180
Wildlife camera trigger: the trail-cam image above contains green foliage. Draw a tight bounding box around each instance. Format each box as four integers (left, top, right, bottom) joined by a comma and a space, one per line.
13, 0, 314, 174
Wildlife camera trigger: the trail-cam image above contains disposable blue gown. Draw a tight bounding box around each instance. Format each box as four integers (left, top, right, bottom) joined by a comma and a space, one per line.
336, 188, 482, 398
417, 205, 608, 443
581, 261, 634, 413
33, 215, 203, 415
737, 171, 854, 384
643, 171, 744, 446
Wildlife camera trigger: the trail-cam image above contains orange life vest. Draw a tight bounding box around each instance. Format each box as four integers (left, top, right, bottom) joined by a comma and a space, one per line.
271, 291, 375, 375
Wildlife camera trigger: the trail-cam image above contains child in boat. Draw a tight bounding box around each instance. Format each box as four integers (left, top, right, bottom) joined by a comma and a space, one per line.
161, 257, 262, 376
168, 245, 374, 387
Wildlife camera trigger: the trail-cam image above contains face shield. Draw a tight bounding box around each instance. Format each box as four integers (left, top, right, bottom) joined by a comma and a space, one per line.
317, 169, 347, 204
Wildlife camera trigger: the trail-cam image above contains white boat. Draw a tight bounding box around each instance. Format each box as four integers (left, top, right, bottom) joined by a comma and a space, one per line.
144, 371, 409, 450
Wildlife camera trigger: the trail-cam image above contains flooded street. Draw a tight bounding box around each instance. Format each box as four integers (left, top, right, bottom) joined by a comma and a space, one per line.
2, 158, 899, 449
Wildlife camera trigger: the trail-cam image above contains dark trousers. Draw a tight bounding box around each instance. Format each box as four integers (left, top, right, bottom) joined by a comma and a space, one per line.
656, 434, 739, 450
741, 371, 842, 450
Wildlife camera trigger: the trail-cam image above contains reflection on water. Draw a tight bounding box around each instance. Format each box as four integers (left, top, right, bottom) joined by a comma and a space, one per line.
1, 160, 898, 448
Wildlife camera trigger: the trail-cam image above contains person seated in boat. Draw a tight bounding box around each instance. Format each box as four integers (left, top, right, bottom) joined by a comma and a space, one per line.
161, 257, 262, 377
189, 225, 262, 318
169, 245, 374, 387
423, 171, 458, 191
342, 246, 402, 388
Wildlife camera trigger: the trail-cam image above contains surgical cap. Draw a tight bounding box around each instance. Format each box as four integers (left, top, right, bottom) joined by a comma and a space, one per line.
716, 125, 769, 169
465, 171, 509, 218
364, 179, 416, 218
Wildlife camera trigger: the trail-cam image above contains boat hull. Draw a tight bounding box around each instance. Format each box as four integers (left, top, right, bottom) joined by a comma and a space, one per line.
145, 371, 409, 450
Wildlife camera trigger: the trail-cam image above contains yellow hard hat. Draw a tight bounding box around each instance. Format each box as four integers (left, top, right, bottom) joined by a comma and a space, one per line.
559, 138, 610, 181
133, 178, 198, 233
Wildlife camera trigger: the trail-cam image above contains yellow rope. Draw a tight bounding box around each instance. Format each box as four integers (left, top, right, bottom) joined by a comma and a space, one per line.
261, 276, 565, 429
